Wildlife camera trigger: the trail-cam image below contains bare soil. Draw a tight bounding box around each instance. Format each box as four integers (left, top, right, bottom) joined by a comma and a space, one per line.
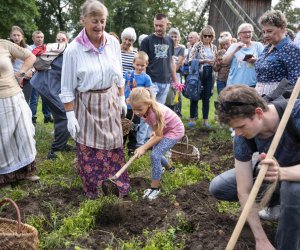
0, 127, 276, 249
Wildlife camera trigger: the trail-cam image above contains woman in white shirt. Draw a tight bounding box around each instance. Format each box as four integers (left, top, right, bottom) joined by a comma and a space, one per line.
59, 0, 129, 199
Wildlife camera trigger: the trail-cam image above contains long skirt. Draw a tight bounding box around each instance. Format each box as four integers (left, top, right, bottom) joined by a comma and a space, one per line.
77, 143, 130, 199
0, 92, 36, 184
74, 85, 129, 198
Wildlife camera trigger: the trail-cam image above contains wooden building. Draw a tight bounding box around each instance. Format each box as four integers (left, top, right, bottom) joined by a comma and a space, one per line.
207, 0, 272, 41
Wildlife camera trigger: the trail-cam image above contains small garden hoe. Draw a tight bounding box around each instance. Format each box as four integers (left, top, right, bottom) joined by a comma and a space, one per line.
102, 154, 138, 196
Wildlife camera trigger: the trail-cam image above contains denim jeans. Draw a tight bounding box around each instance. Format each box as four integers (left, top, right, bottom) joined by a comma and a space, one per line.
150, 82, 170, 105
136, 118, 149, 146
29, 87, 51, 118
217, 80, 226, 95
209, 167, 300, 250
189, 66, 213, 119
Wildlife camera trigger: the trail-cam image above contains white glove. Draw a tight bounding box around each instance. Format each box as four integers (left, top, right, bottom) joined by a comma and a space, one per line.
66, 111, 80, 140
119, 95, 127, 117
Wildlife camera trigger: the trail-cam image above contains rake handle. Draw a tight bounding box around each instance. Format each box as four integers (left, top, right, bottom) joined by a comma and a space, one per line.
111, 154, 138, 179
226, 77, 300, 250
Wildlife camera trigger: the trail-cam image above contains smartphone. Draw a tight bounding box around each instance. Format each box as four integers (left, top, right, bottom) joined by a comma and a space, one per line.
243, 54, 253, 61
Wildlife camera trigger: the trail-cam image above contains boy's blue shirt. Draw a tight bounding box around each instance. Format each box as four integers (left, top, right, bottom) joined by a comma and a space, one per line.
124, 70, 152, 109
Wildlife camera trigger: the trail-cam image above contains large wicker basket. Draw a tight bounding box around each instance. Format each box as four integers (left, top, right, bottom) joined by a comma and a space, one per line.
121, 118, 133, 136
170, 135, 200, 164
0, 198, 39, 250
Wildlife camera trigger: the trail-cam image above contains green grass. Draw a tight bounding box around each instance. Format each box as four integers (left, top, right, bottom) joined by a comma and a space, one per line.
0, 90, 237, 249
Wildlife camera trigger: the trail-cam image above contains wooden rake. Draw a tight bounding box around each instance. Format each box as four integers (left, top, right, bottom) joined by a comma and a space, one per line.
226, 77, 300, 250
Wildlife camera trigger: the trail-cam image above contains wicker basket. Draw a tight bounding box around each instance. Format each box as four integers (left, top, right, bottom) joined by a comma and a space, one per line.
121, 118, 133, 136
0, 198, 39, 250
170, 135, 200, 164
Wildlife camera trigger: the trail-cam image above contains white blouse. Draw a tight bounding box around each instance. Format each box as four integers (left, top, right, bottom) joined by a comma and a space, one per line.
59, 32, 124, 103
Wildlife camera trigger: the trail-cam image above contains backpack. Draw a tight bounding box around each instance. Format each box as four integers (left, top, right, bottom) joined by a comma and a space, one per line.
33, 43, 67, 71
183, 59, 202, 101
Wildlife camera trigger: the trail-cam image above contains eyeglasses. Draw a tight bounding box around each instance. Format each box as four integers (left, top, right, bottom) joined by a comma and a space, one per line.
215, 101, 256, 112
203, 34, 213, 38
239, 31, 252, 34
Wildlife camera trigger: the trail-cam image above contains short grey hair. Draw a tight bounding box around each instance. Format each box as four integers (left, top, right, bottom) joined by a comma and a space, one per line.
168, 27, 180, 37
237, 23, 253, 36
121, 27, 137, 42
138, 34, 148, 46
80, 0, 108, 18
259, 10, 287, 29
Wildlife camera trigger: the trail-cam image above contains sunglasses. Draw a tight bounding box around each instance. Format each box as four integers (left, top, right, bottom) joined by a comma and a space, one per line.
56, 38, 66, 42
215, 101, 256, 112
203, 34, 213, 38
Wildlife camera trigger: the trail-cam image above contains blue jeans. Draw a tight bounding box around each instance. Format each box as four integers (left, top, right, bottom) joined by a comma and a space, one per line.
217, 80, 226, 95
210, 168, 300, 250
189, 66, 213, 119
150, 82, 170, 105
29, 87, 51, 118
136, 118, 149, 146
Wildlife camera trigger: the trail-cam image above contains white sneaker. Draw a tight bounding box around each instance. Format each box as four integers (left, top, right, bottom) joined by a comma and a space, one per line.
258, 205, 280, 221
143, 188, 161, 200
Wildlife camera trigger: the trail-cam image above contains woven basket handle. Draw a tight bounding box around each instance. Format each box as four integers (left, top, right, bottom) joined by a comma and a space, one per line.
0, 198, 21, 234
181, 135, 189, 152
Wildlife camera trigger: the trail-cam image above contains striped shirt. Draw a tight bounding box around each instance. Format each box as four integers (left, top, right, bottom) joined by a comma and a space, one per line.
121, 48, 137, 77
59, 32, 124, 103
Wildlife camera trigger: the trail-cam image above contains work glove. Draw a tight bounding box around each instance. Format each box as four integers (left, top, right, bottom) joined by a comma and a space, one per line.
119, 95, 127, 117
66, 111, 80, 140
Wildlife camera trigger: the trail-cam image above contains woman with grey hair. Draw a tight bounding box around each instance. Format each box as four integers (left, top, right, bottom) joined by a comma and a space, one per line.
223, 23, 264, 88
121, 27, 137, 76
59, 0, 129, 199
255, 10, 300, 96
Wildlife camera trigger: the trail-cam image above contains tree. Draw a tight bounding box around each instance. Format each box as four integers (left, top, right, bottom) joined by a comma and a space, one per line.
0, 0, 38, 41
274, 0, 300, 29
35, 0, 73, 43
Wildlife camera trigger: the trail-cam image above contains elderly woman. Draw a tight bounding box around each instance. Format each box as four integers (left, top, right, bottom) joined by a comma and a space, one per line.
0, 39, 37, 185
223, 23, 264, 88
59, 0, 129, 199
120, 27, 137, 76
9, 26, 33, 103
255, 10, 300, 96
188, 25, 217, 128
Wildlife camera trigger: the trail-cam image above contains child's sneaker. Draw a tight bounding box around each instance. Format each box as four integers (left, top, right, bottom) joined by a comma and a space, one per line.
143, 188, 161, 200
168, 166, 176, 173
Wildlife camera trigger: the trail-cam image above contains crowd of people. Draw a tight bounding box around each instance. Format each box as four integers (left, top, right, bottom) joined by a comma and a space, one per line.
1, 0, 300, 248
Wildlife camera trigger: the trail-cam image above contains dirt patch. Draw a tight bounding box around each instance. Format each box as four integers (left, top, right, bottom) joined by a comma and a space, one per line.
0, 186, 84, 229
0, 128, 276, 249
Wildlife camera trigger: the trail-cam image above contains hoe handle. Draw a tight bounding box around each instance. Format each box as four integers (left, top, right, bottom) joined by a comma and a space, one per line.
226, 77, 300, 250
112, 154, 138, 179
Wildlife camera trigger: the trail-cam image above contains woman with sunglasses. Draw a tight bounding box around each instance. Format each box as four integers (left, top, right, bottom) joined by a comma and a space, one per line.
188, 25, 217, 128
56, 31, 69, 43
223, 23, 264, 88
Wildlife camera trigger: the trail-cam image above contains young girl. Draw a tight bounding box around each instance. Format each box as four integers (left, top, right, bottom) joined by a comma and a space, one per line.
127, 87, 185, 200
213, 32, 232, 95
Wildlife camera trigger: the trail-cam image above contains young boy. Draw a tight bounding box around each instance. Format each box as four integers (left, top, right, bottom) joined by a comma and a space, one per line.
124, 51, 152, 155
